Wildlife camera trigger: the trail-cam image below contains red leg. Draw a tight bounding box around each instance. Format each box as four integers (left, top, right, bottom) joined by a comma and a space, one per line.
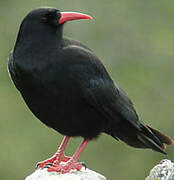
55, 136, 71, 163
37, 136, 70, 168
48, 139, 89, 173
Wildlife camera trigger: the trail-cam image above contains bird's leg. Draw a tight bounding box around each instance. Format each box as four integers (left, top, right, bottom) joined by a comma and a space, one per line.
36, 136, 70, 168
54, 136, 71, 163
48, 139, 89, 173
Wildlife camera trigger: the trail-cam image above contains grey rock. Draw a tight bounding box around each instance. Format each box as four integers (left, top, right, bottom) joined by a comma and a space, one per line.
146, 159, 174, 180
25, 167, 107, 180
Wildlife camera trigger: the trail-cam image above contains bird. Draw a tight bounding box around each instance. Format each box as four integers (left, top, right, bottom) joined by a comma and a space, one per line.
8, 7, 173, 173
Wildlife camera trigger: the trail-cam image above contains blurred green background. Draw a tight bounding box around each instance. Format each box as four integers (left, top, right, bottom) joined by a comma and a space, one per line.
1, 0, 174, 179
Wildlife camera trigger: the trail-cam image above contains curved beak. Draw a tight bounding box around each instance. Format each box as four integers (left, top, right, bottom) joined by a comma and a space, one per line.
59, 12, 93, 24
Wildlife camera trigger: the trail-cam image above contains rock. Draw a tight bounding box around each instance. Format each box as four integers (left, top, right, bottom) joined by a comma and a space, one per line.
146, 159, 174, 180
25, 167, 107, 180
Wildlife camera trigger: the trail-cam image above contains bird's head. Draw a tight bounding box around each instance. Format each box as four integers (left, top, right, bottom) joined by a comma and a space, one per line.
27, 7, 92, 26
17, 7, 92, 39
14, 7, 92, 56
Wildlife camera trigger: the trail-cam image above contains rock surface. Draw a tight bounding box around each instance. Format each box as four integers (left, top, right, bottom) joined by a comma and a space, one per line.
146, 159, 174, 180
25, 167, 107, 180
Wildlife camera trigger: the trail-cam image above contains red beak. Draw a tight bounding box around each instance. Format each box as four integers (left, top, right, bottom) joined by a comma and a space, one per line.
59, 12, 93, 24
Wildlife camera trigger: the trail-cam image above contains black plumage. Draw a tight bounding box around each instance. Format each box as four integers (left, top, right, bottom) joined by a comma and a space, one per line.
9, 7, 173, 160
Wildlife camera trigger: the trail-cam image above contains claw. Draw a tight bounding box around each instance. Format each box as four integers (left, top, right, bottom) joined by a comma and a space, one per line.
81, 161, 87, 169
43, 163, 54, 169
36, 156, 57, 169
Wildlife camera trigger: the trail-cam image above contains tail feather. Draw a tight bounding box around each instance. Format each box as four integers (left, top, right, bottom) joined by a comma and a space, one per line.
137, 125, 173, 154
138, 132, 166, 154
147, 126, 174, 145
110, 120, 173, 154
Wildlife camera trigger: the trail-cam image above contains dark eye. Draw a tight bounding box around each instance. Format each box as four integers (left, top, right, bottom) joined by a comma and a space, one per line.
40, 12, 60, 26
41, 16, 48, 22
41, 12, 58, 23
41, 13, 52, 22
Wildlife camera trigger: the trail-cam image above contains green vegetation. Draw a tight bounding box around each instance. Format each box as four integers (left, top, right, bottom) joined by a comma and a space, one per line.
0, 0, 174, 179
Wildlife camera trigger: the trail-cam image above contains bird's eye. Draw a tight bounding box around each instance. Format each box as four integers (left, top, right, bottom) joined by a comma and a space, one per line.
40, 12, 59, 26
41, 16, 47, 22
41, 13, 58, 24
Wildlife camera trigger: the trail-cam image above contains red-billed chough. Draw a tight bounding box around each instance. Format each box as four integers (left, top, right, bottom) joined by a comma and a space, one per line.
8, 7, 173, 173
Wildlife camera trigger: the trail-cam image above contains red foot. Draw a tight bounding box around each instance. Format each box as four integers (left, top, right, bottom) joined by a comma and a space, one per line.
47, 161, 83, 174
36, 153, 71, 169
61, 155, 71, 162
36, 156, 56, 169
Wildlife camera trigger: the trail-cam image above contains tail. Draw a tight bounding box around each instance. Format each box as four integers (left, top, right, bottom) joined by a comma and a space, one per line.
111, 122, 173, 154
137, 125, 173, 154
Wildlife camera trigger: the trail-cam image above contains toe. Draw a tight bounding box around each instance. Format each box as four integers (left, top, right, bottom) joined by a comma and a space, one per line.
81, 162, 87, 169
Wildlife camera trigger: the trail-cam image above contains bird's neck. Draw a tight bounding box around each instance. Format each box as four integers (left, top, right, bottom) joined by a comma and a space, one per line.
14, 26, 63, 59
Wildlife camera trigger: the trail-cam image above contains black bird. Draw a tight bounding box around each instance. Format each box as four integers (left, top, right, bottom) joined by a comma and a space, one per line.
8, 7, 173, 173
